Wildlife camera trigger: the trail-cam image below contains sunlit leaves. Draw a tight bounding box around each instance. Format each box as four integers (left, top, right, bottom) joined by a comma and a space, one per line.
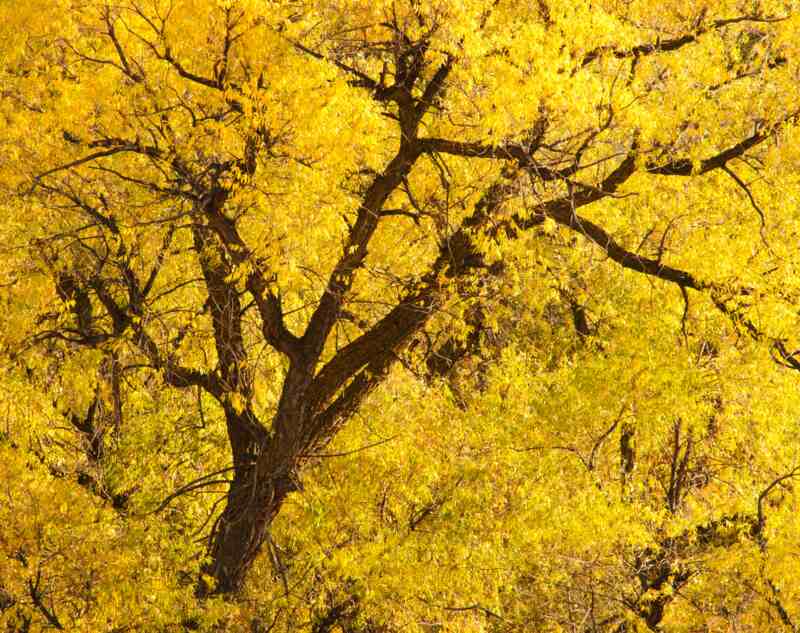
1, 0, 800, 631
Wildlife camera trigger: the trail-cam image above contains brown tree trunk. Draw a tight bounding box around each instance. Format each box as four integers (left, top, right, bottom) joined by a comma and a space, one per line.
197, 405, 304, 597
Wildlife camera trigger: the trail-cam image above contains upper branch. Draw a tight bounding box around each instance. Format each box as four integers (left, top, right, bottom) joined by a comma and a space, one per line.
299, 46, 454, 368
133, 320, 222, 396
290, 40, 380, 93
414, 54, 455, 121
194, 182, 303, 364
300, 142, 423, 365
581, 13, 789, 68
418, 136, 576, 181
87, 274, 221, 394
308, 178, 514, 412
645, 123, 785, 176
247, 271, 303, 364
32, 142, 159, 187
534, 200, 702, 288
519, 148, 799, 373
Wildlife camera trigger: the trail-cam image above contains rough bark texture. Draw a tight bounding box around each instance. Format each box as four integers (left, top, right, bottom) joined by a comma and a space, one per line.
198, 410, 292, 596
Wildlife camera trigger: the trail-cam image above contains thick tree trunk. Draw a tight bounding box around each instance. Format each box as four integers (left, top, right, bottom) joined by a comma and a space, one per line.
197, 405, 304, 597
197, 465, 284, 596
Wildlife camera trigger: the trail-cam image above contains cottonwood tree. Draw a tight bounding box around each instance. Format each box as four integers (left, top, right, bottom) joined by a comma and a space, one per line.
2, 0, 800, 624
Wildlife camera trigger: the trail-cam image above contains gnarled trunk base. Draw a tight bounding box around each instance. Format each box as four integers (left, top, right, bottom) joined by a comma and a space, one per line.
197, 408, 302, 597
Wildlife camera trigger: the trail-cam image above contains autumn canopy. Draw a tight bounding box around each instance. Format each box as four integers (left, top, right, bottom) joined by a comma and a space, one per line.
1, 0, 800, 630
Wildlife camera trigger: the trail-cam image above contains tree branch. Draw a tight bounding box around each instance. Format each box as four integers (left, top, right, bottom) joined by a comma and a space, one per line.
581, 14, 789, 68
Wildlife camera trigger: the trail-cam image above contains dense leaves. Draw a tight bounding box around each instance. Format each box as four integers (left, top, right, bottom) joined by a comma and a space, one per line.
1, 0, 800, 631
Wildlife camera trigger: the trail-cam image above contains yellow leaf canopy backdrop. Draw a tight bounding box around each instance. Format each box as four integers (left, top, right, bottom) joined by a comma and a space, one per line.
1, 0, 800, 630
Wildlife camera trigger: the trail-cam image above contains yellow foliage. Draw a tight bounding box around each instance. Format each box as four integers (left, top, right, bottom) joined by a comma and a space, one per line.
1, 1, 800, 631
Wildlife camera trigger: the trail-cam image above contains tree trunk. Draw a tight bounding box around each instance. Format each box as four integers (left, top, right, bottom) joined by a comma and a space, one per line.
197, 406, 303, 597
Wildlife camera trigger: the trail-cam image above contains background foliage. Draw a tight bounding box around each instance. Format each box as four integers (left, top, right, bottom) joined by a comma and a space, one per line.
1, 0, 800, 631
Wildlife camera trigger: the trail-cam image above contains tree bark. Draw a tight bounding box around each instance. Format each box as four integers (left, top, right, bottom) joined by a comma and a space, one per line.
197, 401, 306, 597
